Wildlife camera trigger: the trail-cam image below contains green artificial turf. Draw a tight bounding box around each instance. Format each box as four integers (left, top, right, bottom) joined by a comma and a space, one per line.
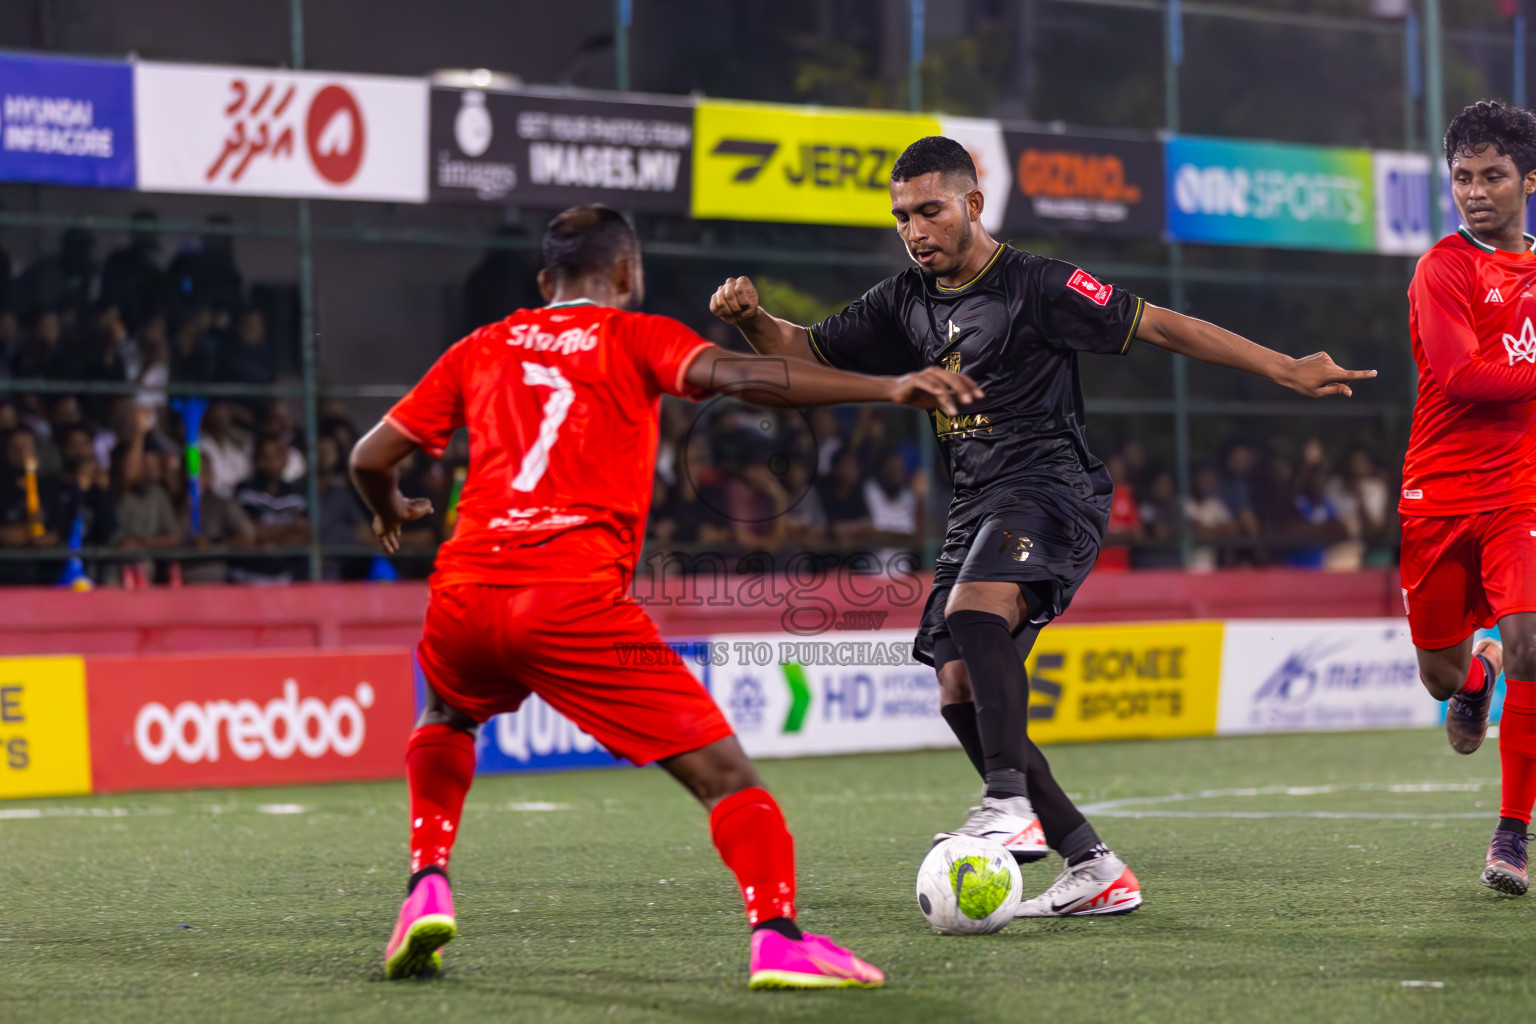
1, 729, 1530, 1023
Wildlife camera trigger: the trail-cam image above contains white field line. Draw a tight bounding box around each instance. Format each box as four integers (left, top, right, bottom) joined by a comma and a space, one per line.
1080, 780, 1499, 820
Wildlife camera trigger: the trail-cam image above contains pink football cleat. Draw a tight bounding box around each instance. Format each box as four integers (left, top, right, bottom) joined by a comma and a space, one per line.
747, 929, 884, 990
384, 873, 457, 979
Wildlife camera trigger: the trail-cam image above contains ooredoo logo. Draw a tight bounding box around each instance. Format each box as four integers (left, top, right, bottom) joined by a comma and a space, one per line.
132, 680, 376, 765
306, 85, 365, 184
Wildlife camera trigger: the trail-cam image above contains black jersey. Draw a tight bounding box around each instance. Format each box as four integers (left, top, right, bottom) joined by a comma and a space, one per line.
806, 243, 1143, 505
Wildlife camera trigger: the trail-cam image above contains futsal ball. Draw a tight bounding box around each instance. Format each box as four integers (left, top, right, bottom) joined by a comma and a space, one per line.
916, 836, 1023, 934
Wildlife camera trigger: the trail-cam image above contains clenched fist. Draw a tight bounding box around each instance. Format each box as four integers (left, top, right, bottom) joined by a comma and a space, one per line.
710, 276, 761, 326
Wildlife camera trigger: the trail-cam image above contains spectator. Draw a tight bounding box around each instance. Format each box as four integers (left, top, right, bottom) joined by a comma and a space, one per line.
1135, 470, 1183, 568
77, 303, 131, 422
231, 434, 311, 583
121, 311, 171, 416
182, 466, 257, 585
170, 304, 217, 381
167, 215, 242, 326
0, 426, 57, 584
99, 209, 167, 330
316, 433, 371, 580
864, 449, 920, 548
259, 400, 307, 484
780, 459, 828, 548
1335, 446, 1394, 565
819, 449, 874, 548
392, 449, 445, 576
215, 305, 275, 384
111, 426, 183, 582
15, 227, 95, 323
1217, 441, 1262, 551
11, 310, 75, 380
1288, 438, 1349, 568
1098, 451, 1141, 571
722, 456, 790, 552
0, 309, 19, 379
199, 402, 253, 500
1186, 464, 1236, 571
47, 422, 116, 553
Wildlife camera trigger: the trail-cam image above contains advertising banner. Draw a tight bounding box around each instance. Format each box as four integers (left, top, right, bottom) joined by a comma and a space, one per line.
1373, 150, 1434, 255
1216, 620, 1435, 735
429, 88, 692, 211
1022, 622, 1224, 744
692, 100, 940, 226
936, 115, 1011, 235
1165, 136, 1375, 252
0, 54, 135, 189
86, 650, 416, 792
711, 631, 954, 758
0, 656, 92, 799
134, 62, 427, 202
1003, 131, 1163, 238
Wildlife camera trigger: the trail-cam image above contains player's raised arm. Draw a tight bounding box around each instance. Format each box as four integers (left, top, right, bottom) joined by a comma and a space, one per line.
684, 345, 982, 415
349, 420, 434, 555
1134, 304, 1377, 398
709, 276, 819, 362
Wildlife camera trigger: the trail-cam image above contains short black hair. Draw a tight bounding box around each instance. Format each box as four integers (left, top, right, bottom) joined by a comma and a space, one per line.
541, 204, 638, 281
891, 136, 978, 186
1444, 100, 1536, 177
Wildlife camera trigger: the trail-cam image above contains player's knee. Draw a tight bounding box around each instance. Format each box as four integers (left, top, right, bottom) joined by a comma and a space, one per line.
1418, 663, 1463, 701
1505, 633, 1536, 682
937, 661, 973, 704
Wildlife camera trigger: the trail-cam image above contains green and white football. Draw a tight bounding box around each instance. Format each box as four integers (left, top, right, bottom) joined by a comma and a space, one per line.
915, 835, 1023, 934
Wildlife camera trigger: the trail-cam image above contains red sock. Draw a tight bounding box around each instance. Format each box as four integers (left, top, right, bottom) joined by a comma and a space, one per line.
709, 787, 796, 926
1500, 679, 1536, 823
406, 724, 477, 874
1460, 655, 1488, 696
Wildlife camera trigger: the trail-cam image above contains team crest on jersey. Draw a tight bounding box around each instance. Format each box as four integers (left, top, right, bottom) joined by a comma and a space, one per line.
1504, 318, 1536, 366
1066, 268, 1112, 306
941, 351, 962, 373
1487, 287, 1505, 303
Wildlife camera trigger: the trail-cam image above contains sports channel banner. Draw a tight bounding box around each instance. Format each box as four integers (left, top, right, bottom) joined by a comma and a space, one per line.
1165, 136, 1375, 252
690, 101, 1012, 231
428, 88, 693, 212
1215, 620, 1437, 734
1002, 131, 1164, 238
0, 53, 135, 189
134, 62, 428, 203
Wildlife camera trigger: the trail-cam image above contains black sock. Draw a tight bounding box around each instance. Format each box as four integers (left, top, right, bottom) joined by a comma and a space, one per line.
947, 610, 1030, 785
1068, 840, 1111, 867
408, 864, 448, 894
753, 916, 803, 941
1498, 816, 1529, 834
1023, 739, 1092, 850
940, 701, 987, 779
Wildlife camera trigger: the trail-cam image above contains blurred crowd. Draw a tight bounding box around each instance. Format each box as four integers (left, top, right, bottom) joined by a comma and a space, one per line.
0, 216, 1401, 587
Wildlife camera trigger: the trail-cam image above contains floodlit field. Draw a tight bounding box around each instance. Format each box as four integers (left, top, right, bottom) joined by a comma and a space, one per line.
3, 729, 1531, 1023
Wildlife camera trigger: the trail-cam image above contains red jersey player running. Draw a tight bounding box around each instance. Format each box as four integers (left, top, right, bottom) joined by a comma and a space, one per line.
349, 205, 982, 988
1402, 101, 1536, 894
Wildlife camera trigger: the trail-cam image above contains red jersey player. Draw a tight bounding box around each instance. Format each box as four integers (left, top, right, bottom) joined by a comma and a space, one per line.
1401, 101, 1536, 894
348, 205, 981, 988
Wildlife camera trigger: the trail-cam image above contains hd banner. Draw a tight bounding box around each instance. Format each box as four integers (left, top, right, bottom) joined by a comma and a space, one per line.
1165, 136, 1375, 252
134, 62, 428, 202
429, 88, 692, 211
1002, 131, 1163, 238
0, 54, 135, 189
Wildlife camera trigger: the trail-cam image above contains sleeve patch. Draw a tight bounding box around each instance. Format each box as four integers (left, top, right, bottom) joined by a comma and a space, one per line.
1066, 268, 1113, 306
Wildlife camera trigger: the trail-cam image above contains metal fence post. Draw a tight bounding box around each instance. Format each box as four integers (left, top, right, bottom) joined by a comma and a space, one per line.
292, 0, 323, 582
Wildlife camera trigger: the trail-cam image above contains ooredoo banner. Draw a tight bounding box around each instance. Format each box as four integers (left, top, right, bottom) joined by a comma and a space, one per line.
429, 88, 692, 211
86, 650, 415, 792
1002, 131, 1163, 238
133, 62, 427, 202
1165, 136, 1375, 252
1216, 620, 1436, 734
0, 54, 136, 189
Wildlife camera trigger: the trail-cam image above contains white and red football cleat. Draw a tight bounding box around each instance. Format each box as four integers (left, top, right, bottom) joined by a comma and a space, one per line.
1014, 851, 1141, 917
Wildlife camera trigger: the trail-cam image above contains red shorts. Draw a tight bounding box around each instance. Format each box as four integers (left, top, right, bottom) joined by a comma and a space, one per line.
1400, 505, 1536, 649
416, 579, 732, 765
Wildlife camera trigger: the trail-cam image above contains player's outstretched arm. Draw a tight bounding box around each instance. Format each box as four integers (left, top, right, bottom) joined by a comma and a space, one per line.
684, 347, 983, 415
709, 276, 819, 363
1135, 304, 1377, 397
349, 420, 435, 555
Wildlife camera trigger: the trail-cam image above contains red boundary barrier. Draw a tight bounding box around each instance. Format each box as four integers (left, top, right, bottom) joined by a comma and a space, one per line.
0, 568, 1402, 657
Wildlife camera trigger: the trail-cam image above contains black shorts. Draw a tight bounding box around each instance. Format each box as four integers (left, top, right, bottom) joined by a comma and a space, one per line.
913, 489, 1107, 668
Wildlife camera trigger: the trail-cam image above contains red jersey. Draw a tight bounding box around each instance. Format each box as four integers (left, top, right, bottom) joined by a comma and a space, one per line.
1401, 227, 1536, 517
387, 300, 712, 587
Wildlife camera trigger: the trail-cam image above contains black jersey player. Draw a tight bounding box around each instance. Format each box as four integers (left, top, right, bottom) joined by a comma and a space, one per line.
710, 136, 1374, 917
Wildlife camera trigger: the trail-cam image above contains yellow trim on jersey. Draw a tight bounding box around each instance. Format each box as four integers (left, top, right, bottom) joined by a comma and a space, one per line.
934, 243, 1006, 293
805, 325, 834, 366
1119, 297, 1145, 355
